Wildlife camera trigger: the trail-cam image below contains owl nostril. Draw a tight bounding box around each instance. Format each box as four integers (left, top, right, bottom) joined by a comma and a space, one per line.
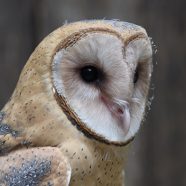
117, 108, 124, 114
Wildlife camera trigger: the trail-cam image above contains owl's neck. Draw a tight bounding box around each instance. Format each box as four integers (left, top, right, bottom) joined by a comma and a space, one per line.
58, 136, 128, 185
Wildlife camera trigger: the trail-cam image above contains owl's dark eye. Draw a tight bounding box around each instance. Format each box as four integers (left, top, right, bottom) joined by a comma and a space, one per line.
133, 66, 139, 84
80, 65, 100, 83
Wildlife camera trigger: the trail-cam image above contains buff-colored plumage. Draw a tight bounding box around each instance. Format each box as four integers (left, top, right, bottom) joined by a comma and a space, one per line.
0, 20, 152, 186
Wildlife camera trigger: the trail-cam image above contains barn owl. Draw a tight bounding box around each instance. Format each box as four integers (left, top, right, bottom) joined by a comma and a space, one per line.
0, 20, 152, 186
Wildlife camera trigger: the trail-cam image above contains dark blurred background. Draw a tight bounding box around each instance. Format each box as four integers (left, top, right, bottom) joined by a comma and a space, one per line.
0, 0, 185, 186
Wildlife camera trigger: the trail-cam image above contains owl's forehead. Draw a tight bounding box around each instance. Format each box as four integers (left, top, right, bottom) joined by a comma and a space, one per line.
63, 33, 126, 69
73, 33, 124, 49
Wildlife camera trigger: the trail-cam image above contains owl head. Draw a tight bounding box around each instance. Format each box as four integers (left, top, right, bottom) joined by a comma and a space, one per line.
52, 20, 152, 146
2, 20, 152, 148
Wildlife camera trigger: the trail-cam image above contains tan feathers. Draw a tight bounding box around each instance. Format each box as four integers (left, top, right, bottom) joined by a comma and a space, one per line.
0, 20, 152, 185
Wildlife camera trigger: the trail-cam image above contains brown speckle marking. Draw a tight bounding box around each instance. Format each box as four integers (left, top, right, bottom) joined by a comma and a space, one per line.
57, 171, 61, 176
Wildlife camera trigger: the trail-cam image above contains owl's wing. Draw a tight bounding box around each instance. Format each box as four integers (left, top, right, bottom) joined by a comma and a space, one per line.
0, 147, 71, 186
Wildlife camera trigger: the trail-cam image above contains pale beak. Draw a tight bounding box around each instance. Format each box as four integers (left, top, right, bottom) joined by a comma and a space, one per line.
101, 95, 131, 136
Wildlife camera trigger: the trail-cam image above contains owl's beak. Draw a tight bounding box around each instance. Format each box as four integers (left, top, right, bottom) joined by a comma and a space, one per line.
101, 96, 131, 135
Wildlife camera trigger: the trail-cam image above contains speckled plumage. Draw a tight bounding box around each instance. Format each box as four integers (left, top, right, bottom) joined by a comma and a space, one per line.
0, 20, 152, 186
